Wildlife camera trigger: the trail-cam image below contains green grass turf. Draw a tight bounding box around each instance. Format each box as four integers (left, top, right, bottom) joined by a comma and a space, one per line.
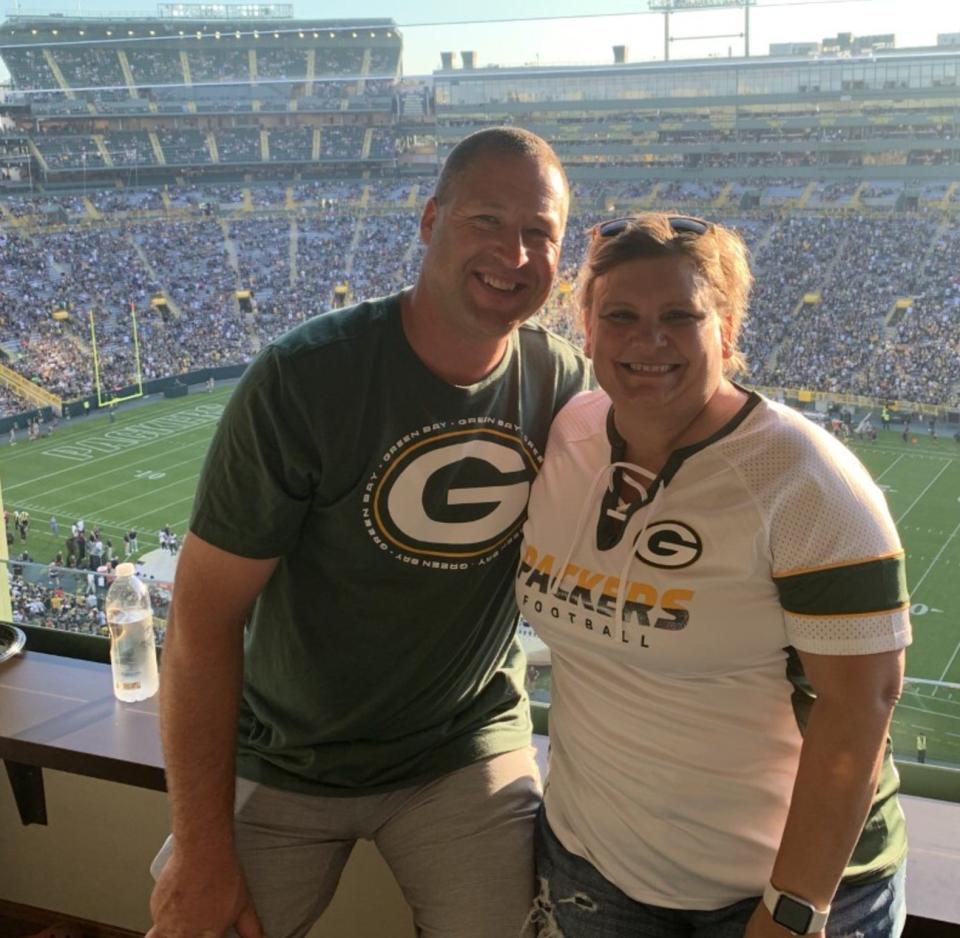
2, 395, 959, 765
1, 390, 226, 563
850, 434, 960, 766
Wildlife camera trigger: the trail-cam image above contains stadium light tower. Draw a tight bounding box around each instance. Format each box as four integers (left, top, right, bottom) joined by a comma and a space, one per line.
648, 0, 756, 60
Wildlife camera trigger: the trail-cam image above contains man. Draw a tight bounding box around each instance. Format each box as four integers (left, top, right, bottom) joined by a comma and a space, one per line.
49, 553, 62, 587
89, 536, 103, 571
148, 128, 588, 938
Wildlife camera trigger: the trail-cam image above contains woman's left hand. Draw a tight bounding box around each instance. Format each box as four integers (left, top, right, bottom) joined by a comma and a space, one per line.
743, 900, 825, 938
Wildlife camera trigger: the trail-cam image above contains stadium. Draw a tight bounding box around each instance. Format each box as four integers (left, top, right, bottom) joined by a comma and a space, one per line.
0, 0, 958, 933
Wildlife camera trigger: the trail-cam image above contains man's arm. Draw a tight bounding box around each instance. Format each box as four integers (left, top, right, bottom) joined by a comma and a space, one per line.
744, 648, 904, 938
147, 533, 279, 938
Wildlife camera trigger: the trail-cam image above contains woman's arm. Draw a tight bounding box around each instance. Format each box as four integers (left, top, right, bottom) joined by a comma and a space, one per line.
744, 647, 905, 938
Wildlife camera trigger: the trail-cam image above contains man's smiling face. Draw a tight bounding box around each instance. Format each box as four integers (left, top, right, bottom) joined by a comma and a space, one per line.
418, 151, 568, 342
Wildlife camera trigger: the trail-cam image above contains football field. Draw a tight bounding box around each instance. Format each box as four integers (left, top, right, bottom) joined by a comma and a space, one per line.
1, 391, 227, 562
1, 391, 959, 765
850, 436, 960, 766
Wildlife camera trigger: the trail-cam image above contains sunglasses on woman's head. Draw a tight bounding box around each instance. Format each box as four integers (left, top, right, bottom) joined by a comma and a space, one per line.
592, 215, 710, 239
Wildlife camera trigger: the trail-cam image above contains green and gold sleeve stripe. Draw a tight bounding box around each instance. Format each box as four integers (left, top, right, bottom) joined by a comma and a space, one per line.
774, 555, 908, 616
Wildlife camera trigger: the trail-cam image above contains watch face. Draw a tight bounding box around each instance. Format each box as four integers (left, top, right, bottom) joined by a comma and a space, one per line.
774, 895, 814, 934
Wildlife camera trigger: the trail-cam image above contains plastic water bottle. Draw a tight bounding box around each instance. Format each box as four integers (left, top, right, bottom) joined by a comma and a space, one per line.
106, 562, 159, 702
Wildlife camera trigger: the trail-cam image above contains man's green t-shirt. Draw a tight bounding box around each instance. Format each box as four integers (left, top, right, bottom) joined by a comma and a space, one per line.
190, 293, 590, 795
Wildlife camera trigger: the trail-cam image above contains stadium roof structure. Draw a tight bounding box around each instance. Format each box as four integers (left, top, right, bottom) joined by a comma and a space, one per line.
432, 43, 960, 79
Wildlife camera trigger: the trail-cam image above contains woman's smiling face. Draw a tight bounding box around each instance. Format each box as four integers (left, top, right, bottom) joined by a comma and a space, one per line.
584, 253, 730, 418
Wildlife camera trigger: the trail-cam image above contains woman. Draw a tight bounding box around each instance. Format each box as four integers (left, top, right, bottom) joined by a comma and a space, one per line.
518, 213, 910, 938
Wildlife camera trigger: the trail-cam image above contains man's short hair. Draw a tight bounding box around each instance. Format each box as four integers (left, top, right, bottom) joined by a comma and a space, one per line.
434, 127, 568, 206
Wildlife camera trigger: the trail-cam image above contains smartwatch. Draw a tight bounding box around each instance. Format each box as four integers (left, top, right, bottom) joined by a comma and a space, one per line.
762, 881, 830, 935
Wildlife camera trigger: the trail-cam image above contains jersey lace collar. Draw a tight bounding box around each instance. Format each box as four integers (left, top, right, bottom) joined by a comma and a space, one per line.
596, 390, 761, 551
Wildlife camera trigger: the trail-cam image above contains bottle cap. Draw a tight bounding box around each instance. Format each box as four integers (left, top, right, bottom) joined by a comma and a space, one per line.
115, 562, 136, 577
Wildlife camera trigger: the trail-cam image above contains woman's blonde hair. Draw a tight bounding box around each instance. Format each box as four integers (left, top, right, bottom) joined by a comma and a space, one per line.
578, 213, 753, 376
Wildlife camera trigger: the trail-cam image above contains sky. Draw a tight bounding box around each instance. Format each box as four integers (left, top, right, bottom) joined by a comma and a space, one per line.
0, 0, 957, 78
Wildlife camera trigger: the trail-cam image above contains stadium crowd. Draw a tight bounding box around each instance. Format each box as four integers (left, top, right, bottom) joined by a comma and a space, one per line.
8, 571, 106, 636
1, 179, 959, 417
7, 568, 171, 643
127, 47, 184, 86
29, 126, 401, 171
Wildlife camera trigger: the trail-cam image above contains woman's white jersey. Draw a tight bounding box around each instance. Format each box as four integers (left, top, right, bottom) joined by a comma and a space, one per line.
518, 389, 911, 909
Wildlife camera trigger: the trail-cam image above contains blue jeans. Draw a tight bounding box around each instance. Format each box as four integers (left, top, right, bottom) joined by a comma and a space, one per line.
529, 807, 906, 938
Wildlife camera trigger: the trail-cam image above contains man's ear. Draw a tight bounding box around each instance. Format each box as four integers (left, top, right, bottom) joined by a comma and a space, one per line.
420, 197, 438, 245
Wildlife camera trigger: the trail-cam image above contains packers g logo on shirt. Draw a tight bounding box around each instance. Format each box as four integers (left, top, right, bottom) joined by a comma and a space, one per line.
365, 423, 541, 567
634, 520, 703, 569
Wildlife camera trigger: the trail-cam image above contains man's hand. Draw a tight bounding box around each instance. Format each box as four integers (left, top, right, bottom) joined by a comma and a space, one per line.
149, 535, 278, 938
743, 900, 825, 938
147, 850, 264, 938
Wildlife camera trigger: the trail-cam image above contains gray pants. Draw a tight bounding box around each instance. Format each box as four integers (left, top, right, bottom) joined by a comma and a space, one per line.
151, 748, 542, 938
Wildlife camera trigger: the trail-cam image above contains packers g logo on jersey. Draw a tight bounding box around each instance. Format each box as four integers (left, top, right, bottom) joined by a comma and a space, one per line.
634, 520, 703, 569
368, 426, 540, 565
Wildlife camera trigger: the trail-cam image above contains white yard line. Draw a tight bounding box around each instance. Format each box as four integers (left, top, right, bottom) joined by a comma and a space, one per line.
896, 703, 960, 722
20, 485, 199, 540
17, 479, 200, 534
21, 446, 209, 502
1, 407, 220, 492
30, 516, 160, 547
119, 493, 197, 527
902, 518, 960, 697
16, 513, 180, 551
18, 505, 138, 531
911, 520, 960, 597
936, 638, 960, 692
895, 459, 954, 524
64, 472, 200, 515
852, 443, 957, 460
34, 461, 205, 518
873, 453, 904, 481
0, 404, 200, 466
3, 431, 208, 494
